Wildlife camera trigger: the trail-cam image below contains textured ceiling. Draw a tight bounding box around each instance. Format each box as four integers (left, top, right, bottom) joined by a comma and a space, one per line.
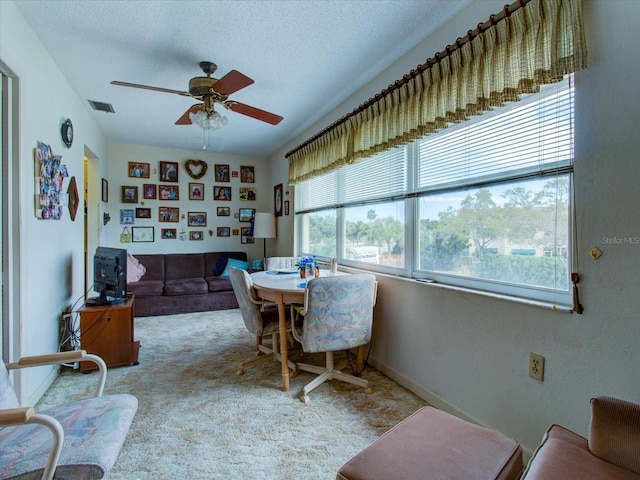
14, 0, 473, 157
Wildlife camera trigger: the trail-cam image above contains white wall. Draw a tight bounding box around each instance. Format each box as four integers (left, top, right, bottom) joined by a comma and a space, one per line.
268, 0, 640, 456
1, 1, 109, 404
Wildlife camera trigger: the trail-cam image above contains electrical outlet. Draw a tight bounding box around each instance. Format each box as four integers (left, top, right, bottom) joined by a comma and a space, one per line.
529, 353, 545, 381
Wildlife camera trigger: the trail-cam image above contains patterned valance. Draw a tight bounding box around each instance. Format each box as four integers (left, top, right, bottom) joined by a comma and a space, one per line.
286, 0, 587, 185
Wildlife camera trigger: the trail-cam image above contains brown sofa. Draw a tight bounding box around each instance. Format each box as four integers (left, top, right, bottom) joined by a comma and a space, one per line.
522, 396, 640, 479
127, 251, 247, 317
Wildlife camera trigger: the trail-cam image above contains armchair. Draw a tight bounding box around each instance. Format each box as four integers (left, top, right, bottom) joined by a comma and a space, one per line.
290, 274, 377, 404
522, 395, 640, 479
1, 350, 137, 480
229, 267, 296, 376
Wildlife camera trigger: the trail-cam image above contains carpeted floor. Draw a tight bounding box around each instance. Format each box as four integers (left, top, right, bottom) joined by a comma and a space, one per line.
37, 309, 427, 479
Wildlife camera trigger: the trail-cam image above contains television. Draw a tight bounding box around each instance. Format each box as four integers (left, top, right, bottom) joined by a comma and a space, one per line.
87, 247, 128, 306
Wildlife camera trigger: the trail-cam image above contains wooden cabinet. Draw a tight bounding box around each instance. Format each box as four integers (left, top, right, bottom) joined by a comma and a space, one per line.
79, 296, 140, 372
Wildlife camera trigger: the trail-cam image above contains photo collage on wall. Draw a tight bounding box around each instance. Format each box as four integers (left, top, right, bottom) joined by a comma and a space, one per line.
117, 160, 258, 243
34, 141, 71, 220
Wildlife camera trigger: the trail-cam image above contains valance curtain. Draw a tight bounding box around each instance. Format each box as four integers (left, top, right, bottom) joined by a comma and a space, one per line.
286, 0, 587, 185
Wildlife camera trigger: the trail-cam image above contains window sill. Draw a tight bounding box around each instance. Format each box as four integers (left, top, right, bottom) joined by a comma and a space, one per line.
339, 267, 574, 313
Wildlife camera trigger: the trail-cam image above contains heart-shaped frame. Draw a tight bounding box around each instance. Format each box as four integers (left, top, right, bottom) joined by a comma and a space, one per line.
184, 159, 208, 179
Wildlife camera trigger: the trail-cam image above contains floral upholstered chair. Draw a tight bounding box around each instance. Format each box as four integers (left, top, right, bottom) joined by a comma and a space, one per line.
228, 267, 296, 376
0, 350, 137, 480
290, 273, 377, 404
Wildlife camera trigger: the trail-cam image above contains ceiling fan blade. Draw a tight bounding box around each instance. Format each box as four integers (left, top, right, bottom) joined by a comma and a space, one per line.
111, 80, 191, 97
225, 101, 283, 125
211, 70, 254, 95
175, 104, 203, 125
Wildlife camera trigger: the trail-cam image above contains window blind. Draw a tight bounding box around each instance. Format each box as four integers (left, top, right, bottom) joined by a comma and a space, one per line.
416, 79, 574, 193
296, 146, 408, 213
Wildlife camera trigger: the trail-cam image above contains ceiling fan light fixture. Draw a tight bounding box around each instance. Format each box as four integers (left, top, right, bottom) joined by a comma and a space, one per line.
189, 110, 228, 131
190, 109, 228, 150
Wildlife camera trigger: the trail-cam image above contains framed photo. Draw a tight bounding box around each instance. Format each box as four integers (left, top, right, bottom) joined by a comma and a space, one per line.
187, 211, 207, 226
217, 206, 230, 216
214, 186, 231, 201
240, 165, 255, 183
189, 182, 204, 200
135, 207, 151, 219
232, 228, 240, 236
274, 183, 283, 217
232, 170, 239, 178
284, 200, 290, 216
217, 227, 231, 237
128, 162, 150, 178
214, 164, 230, 182
143, 183, 157, 199
189, 231, 203, 241
239, 187, 256, 201
241, 227, 254, 244
121, 185, 138, 203
101, 178, 109, 202
161, 228, 177, 239
132, 226, 154, 242
159, 161, 179, 182
159, 206, 179, 222
238, 208, 255, 222
120, 209, 134, 224
159, 184, 179, 200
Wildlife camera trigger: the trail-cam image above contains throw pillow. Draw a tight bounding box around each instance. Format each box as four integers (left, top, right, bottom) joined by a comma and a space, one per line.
212, 252, 246, 276
127, 253, 146, 283
220, 258, 249, 277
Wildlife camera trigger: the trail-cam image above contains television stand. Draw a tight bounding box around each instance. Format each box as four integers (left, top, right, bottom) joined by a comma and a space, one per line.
79, 296, 140, 372
85, 296, 126, 307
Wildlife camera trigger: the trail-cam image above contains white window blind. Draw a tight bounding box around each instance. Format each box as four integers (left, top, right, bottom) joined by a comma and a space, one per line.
296, 146, 408, 213
416, 78, 574, 193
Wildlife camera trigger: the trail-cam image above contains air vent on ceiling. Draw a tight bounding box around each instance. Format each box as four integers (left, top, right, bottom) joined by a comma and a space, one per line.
87, 100, 115, 113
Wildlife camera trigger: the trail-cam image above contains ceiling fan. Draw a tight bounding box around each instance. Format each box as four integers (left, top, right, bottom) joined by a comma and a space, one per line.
111, 61, 283, 126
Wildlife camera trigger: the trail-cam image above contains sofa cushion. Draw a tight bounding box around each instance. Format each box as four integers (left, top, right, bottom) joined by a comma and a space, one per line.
132, 254, 164, 282
127, 279, 164, 297
221, 258, 249, 277
127, 253, 147, 283
164, 254, 205, 281
522, 424, 639, 480
209, 252, 248, 277
164, 278, 208, 296
206, 276, 233, 292
589, 396, 640, 475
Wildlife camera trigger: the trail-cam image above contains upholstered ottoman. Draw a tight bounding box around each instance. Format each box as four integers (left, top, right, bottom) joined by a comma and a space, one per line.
337, 406, 523, 480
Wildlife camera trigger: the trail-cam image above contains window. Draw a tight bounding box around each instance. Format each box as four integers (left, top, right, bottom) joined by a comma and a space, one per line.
296, 77, 574, 306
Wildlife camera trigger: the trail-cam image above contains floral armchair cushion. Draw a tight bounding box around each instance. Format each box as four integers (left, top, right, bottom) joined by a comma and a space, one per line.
296, 274, 377, 353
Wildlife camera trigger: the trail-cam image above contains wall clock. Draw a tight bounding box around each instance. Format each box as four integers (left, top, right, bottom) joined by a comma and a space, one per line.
61, 118, 73, 148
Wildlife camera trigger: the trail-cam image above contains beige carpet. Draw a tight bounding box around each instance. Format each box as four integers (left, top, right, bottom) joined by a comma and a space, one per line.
37, 309, 427, 479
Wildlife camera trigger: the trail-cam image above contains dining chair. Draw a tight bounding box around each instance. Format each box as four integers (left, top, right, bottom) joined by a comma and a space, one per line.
265, 256, 298, 271
290, 273, 378, 404
228, 267, 296, 376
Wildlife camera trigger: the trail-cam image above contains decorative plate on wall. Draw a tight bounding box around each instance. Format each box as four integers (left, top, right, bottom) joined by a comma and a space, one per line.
67, 176, 79, 221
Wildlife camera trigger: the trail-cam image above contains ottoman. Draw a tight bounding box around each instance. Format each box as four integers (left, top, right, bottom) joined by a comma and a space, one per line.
337, 406, 523, 480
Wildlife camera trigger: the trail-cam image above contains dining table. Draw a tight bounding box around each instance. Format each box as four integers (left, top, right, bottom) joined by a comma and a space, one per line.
251, 269, 363, 392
